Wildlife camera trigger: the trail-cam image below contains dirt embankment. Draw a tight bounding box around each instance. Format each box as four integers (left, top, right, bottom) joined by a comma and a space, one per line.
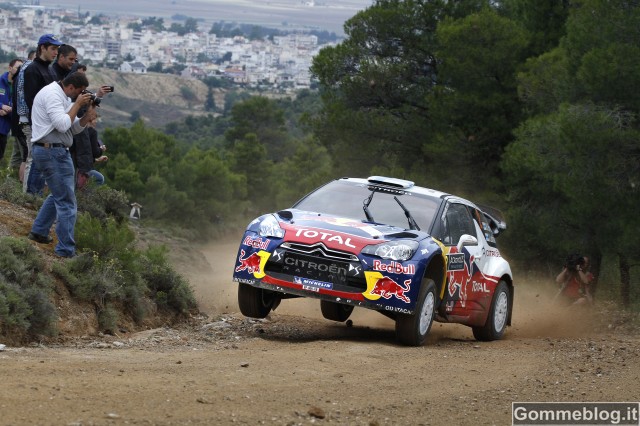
1, 203, 639, 425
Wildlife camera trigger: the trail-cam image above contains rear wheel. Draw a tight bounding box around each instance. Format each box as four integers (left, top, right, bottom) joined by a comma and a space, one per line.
320, 300, 354, 322
472, 280, 510, 341
238, 283, 277, 318
395, 279, 437, 346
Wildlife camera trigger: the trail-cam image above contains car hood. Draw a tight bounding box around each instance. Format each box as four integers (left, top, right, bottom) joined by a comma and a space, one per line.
277, 209, 430, 244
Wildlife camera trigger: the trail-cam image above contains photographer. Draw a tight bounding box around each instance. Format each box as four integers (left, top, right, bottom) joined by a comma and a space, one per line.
27, 72, 97, 258
555, 253, 594, 306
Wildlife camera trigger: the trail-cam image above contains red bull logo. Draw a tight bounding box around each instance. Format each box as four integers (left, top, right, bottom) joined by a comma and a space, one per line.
363, 272, 412, 304
235, 249, 263, 274
372, 260, 415, 275
243, 236, 270, 250
446, 251, 475, 309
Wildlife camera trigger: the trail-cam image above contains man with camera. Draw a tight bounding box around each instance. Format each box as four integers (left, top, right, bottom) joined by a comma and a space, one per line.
555, 253, 594, 306
27, 72, 97, 258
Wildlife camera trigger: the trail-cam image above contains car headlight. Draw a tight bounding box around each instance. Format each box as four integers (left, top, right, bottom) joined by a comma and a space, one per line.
259, 215, 285, 238
362, 240, 419, 261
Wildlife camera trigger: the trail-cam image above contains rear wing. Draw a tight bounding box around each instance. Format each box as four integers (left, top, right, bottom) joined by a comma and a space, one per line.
477, 204, 507, 237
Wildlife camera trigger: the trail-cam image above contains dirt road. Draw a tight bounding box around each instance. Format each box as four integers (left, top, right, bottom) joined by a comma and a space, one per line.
1, 237, 639, 425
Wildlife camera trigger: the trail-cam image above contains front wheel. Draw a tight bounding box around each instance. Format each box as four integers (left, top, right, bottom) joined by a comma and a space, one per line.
238, 283, 277, 318
395, 279, 437, 346
472, 280, 510, 341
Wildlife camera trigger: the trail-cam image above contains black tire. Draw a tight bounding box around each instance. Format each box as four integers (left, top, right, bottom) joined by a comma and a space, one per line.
395, 279, 437, 346
320, 300, 354, 322
238, 283, 276, 318
472, 280, 510, 341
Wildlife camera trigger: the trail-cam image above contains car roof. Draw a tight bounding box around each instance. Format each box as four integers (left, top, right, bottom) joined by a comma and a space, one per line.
339, 176, 478, 208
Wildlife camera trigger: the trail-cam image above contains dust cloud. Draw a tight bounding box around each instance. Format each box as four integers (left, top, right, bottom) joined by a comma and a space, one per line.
185, 238, 598, 340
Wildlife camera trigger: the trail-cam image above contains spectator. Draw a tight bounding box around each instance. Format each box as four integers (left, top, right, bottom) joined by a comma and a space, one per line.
5, 58, 25, 176
71, 64, 111, 188
555, 253, 594, 306
1, 59, 22, 163
19, 33, 63, 195
27, 72, 96, 258
50, 45, 78, 81
71, 117, 107, 187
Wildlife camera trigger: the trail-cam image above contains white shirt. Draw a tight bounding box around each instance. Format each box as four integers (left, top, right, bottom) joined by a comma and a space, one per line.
31, 81, 85, 146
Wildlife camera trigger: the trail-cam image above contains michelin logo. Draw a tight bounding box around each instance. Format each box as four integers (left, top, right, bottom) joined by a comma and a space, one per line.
294, 276, 333, 290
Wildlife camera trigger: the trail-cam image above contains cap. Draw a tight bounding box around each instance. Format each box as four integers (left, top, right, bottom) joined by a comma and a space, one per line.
38, 34, 63, 46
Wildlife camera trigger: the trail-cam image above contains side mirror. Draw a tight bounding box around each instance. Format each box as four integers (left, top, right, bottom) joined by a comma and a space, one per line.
456, 234, 478, 251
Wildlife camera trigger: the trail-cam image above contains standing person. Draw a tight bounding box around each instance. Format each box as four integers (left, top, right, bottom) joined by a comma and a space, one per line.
0, 59, 22, 162
20, 34, 63, 195
555, 253, 594, 306
27, 72, 97, 258
6, 58, 25, 176
50, 45, 78, 81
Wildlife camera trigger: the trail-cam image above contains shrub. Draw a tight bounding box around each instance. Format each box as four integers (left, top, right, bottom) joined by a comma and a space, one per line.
0, 237, 57, 338
141, 245, 197, 313
53, 219, 196, 333
0, 177, 43, 209
76, 185, 129, 223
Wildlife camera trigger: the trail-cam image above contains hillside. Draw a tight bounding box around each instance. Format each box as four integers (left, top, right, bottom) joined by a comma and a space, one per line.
85, 68, 216, 128
0, 197, 207, 345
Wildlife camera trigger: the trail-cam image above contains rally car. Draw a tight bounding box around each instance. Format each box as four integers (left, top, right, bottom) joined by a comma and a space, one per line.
232, 176, 513, 346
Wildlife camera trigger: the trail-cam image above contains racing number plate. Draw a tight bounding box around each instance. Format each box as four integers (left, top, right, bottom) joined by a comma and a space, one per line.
281, 252, 348, 286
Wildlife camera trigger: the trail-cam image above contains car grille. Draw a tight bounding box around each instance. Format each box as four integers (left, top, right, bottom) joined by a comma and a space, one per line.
265, 242, 367, 291
280, 242, 359, 262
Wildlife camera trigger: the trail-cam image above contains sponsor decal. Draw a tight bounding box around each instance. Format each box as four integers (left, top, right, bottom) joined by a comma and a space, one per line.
363, 271, 411, 303
372, 260, 415, 275
235, 249, 270, 279
294, 276, 333, 290
243, 236, 270, 250
446, 248, 474, 308
384, 305, 412, 314
233, 277, 256, 285
293, 228, 356, 248
300, 215, 384, 238
472, 281, 490, 293
447, 253, 465, 271
483, 248, 501, 258
284, 257, 347, 276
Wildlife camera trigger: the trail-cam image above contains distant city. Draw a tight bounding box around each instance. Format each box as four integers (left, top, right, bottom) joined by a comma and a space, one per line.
0, 3, 354, 91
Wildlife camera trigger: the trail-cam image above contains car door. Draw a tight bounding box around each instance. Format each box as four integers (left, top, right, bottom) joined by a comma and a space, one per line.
435, 201, 485, 315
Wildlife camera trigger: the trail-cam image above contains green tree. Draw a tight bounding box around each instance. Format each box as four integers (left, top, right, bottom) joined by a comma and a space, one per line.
310, 0, 488, 177
225, 97, 289, 161
508, 0, 640, 302
500, 0, 570, 57
205, 87, 216, 112
502, 105, 640, 302
430, 8, 528, 177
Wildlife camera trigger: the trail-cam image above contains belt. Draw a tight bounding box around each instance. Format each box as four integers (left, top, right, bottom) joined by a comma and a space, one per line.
34, 142, 66, 148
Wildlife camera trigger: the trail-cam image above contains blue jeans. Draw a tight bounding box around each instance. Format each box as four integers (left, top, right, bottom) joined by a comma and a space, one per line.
30, 145, 77, 257
21, 124, 46, 195
88, 169, 105, 185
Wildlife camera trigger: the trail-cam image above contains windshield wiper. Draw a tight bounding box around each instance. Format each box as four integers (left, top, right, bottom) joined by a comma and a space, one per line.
394, 196, 420, 231
363, 191, 375, 222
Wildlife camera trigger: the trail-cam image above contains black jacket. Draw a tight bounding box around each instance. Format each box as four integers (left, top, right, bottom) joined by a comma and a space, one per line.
71, 127, 101, 173
23, 58, 55, 122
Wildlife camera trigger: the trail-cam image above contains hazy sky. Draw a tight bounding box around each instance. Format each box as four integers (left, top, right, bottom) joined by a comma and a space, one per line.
42, 0, 375, 33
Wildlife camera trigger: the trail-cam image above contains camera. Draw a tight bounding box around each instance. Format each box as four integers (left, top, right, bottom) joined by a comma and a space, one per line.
82, 90, 101, 106
565, 253, 585, 271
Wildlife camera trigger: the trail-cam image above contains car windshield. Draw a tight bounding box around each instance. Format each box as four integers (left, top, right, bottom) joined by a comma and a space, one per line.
293, 180, 441, 231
